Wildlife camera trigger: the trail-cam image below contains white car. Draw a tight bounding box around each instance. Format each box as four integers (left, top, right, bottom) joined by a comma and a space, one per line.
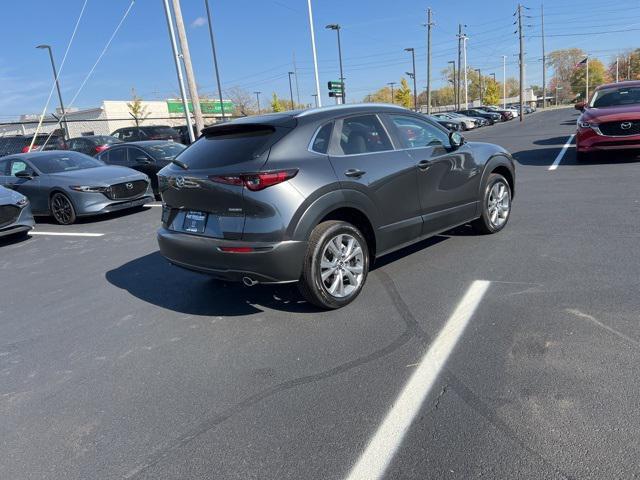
432, 113, 476, 130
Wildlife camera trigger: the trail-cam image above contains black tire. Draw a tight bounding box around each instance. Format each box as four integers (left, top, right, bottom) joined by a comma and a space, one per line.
50, 192, 77, 225
472, 173, 512, 234
576, 151, 590, 162
298, 220, 369, 309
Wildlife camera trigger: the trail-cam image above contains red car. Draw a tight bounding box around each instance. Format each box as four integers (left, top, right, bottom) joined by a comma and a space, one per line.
575, 80, 640, 161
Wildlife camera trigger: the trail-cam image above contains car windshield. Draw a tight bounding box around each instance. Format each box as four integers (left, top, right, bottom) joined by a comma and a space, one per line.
31, 152, 104, 173
590, 86, 640, 108
146, 143, 186, 160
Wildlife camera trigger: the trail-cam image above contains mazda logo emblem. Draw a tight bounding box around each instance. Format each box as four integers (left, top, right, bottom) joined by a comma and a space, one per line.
621, 121, 633, 130
125, 182, 133, 190
175, 176, 185, 188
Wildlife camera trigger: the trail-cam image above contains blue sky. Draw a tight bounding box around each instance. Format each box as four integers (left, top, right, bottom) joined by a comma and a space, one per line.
2, 0, 640, 118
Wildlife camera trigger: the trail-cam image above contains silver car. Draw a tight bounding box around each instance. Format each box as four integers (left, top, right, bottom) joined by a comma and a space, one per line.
0, 151, 154, 224
0, 185, 34, 238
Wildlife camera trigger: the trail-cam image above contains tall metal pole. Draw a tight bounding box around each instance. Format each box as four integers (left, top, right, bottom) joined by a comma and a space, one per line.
426, 8, 433, 114
502, 55, 507, 108
388, 82, 396, 104
462, 35, 468, 108
171, 0, 204, 135
457, 24, 462, 110
476, 68, 482, 104
541, 3, 546, 109
36, 45, 69, 140
162, 0, 194, 143
293, 51, 301, 105
405, 48, 417, 111
307, 0, 322, 107
448, 61, 456, 109
616, 57, 619, 82
288, 71, 295, 110
517, 4, 524, 121
585, 55, 589, 103
254, 91, 261, 114
326, 24, 345, 103
204, 0, 226, 121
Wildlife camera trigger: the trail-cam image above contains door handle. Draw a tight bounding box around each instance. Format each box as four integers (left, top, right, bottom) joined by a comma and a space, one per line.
417, 160, 432, 170
344, 168, 366, 178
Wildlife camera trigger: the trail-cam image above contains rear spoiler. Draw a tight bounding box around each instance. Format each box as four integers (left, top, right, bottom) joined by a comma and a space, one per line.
202, 118, 297, 137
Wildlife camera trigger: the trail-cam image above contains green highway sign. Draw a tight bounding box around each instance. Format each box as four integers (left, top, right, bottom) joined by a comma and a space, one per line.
328, 81, 344, 91
167, 99, 235, 115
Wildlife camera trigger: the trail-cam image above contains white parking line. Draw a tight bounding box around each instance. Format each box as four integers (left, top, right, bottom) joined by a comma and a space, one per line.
548, 134, 575, 171
30, 231, 104, 237
345, 280, 491, 480
144, 203, 162, 207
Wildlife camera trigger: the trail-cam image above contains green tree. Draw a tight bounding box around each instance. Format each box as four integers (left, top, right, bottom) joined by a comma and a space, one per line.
505, 77, 519, 97
271, 92, 284, 112
395, 78, 412, 108
569, 58, 609, 100
484, 79, 501, 105
366, 86, 393, 103
127, 88, 149, 128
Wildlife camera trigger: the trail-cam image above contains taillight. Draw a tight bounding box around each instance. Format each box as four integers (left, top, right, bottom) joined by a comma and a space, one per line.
22, 145, 40, 153
209, 169, 297, 191
95, 145, 109, 153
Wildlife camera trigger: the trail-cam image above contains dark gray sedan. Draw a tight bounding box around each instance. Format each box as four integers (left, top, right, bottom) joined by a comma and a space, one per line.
0, 151, 153, 224
0, 185, 34, 238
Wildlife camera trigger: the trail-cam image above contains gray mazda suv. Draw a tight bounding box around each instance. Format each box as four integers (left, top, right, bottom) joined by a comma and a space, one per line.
157, 104, 515, 309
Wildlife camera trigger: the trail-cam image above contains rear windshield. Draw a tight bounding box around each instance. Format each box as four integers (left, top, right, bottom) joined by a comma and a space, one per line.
145, 126, 177, 135
175, 125, 288, 169
32, 152, 103, 173
146, 142, 186, 160
591, 87, 640, 108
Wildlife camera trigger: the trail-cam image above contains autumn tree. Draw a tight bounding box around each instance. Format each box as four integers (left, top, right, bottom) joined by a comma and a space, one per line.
225, 86, 256, 116
395, 78, 413, 108
127, 88, 149, 129
608, 49, 640, 81
484, 79, 501, 106
569, 58, 610, 100
366, 86, 393, 103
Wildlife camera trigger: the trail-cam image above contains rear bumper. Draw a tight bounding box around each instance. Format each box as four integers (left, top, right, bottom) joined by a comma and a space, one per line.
577, 128, 640, 152
157, 228, 307, 284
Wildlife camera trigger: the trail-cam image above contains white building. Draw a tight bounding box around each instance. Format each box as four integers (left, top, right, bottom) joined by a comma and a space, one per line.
0, 99, 233, 138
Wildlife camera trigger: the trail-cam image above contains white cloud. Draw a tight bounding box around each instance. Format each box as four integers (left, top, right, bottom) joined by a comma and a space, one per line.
191, 16, 207, 28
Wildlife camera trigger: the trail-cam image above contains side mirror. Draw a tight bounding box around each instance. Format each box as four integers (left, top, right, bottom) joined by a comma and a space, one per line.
449, 131, 465, 149
14, 170, 34, 179
575, 102, 586, 111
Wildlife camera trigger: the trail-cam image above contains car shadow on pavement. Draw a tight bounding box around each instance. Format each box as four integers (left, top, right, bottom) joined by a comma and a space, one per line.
532, 136, 574, 146
511, 146, 570, 166
35, 206, 152, 225
106, 251, 319, 316
0, 232, 31, 247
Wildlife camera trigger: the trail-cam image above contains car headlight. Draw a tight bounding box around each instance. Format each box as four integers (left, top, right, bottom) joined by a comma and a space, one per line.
69, 185, 109, 193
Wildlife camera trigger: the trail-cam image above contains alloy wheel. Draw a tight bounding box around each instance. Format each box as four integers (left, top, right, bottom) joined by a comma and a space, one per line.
320, 233, 364, 298
51, 194, 74, 225
487, 181, 510, 228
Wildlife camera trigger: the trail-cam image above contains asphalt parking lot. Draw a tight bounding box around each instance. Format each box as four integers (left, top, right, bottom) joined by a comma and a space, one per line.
2, 107, 640, 479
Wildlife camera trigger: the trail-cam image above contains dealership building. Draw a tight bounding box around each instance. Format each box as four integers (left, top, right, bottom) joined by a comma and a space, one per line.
0, 99, 234, 138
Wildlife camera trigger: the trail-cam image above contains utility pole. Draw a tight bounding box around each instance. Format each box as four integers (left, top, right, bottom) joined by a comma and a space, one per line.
457, 24, 463, 111
448, 61, 456, 109
426, 8, 433, 114
502, 55, 507, 108
462, 35, 468, 108
293, 51, 301, 105
36, 45, 69, 140
616, 57, 619, 82
204, 0, 226, 121
541, 3, 546, 109
585, 55, 589, 102
475, 68, 483, 104
388, 82, 396, 104
307, 0, 322, 107
171, 0, 204, 135
312, 93, 318, 107
628, 58, 631, 80
517, 3, 525, 122
254, 91, 261, 114
405, 48, 417, 111
288, 71, 295, 110
162, 0, 194, 142
326, 24, 345, 103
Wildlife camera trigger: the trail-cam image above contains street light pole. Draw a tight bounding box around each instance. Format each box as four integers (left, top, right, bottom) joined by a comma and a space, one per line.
387, 82, 396, 104
254, 91, 261, 114
326, 24, 345, 103
204, 0, 226, 121
288, 71, 295, 110
502, 55, 507, 109
307, 0, 322, 107
475, 68, 482, 104
425, 8, 433, 114
405, 47, 417, 111
36, 45, 69, 140
448, 61, 456, 109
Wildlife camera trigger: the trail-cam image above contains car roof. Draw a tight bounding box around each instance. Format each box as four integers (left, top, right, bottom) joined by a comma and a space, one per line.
113, 140, 176, 147
595, 80, 640, 90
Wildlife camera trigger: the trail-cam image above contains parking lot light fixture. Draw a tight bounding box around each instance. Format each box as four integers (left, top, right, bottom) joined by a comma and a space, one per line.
36, 44, 69, 140
326, 24, 345, 103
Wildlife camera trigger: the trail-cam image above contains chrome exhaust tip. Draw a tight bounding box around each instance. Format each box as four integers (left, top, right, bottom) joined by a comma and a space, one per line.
242, 276, 258, 287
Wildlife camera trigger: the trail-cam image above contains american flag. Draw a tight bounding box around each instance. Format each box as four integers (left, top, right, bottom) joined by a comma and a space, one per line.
575, 57, 588, 67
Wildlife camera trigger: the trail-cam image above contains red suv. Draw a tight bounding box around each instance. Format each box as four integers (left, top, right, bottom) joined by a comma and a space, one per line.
576, 80, 640, 161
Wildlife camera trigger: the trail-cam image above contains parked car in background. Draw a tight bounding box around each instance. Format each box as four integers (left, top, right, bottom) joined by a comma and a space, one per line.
575, 80, 640, 161
446, 112, 488, 127
432, 113, 476, 130
457, 109, 499, 124
110, 125, 181, 143
67, 135, 122, 157
0, 151, 153, 224
97, 140, 186, 197
0, 185, 34, 239
428, 115, 461, 131
478, 106, 515, 121
0, 133, 67, 157
157, 104, 515, 309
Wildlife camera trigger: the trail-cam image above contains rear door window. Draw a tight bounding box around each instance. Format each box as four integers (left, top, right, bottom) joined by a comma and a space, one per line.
310, 123, 333, 154
176, 125, 290, 169
388, 115, 450, 149
335, 115, 392, 155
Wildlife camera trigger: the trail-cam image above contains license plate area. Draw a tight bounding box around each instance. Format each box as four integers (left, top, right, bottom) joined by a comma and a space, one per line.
183, 211, 208, 234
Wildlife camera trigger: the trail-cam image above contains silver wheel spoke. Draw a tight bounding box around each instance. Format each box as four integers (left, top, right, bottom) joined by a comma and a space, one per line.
345, 246, 362, 262
321, 267, 337, 281
329, 273, 341, 295
344, 268, 358, 286
320, 233, 365, 299
346, 263, 363, 274
344, 237, 355, 258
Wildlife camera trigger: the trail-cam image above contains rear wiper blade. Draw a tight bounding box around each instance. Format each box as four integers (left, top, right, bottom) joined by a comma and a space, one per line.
170, 159, 188, 170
